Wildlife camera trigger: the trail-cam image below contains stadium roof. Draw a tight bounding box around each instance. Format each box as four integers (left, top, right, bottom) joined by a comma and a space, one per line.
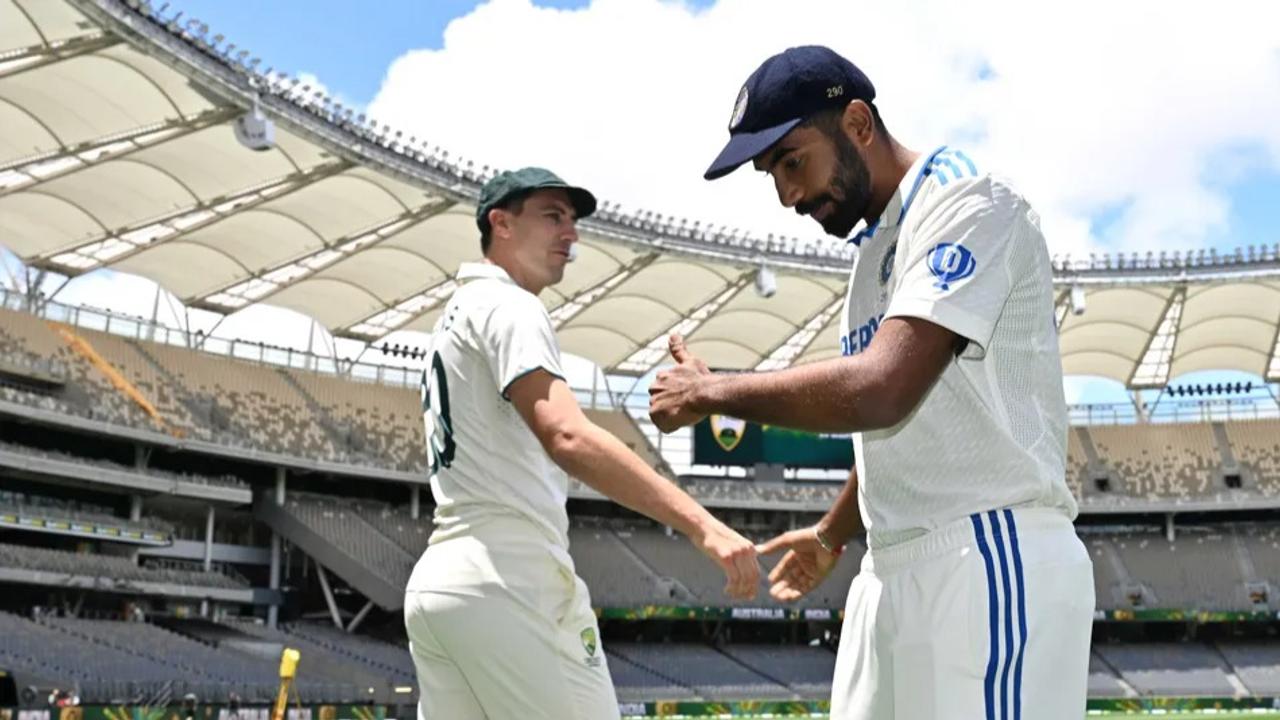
2, 0, 1279, 385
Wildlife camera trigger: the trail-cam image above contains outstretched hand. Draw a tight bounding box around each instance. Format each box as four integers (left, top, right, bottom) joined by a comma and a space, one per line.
756, 527, 840, 603
648, 334, 713, 433
696, 521, 761, 600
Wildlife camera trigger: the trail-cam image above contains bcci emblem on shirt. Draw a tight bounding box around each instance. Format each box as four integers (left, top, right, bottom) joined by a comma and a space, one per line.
927, 242, 976, 291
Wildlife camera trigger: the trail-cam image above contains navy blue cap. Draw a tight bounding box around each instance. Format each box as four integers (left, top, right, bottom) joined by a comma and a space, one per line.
704, 46, 876, 181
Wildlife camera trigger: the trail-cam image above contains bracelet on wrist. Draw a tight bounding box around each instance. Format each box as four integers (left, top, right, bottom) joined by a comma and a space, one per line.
814, 526, 843, 555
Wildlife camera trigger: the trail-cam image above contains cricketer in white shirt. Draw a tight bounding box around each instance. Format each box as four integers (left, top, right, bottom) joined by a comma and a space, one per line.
405, 169, 760, 720
652, 45, 1096, 720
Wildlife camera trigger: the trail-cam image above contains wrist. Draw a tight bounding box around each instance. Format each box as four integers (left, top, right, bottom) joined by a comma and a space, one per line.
689, 371, 726, 416
813, 522, 844, 555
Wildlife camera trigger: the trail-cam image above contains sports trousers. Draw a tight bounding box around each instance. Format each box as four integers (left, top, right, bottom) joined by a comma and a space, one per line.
403, 525, 619, 720
833, 507, 1095, 720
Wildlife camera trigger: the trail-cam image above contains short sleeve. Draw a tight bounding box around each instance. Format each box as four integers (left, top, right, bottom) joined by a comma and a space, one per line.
884, 176, 1030, 359
479, 292, 566, 399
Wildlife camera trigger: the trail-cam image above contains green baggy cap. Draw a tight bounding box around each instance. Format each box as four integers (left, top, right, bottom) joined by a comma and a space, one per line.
475, 167, 597, 234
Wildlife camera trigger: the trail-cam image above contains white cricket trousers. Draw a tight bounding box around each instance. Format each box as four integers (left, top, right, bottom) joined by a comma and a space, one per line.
833, 507, 1095, 720
403, 525, 620, 720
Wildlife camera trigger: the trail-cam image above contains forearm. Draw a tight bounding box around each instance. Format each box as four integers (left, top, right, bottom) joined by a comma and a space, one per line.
816, 466, 865, 546
694, 355, 898, 433
551, 422, 719, 541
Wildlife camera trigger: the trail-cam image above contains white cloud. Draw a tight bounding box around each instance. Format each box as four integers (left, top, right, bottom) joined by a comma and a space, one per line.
293, 71, 366, 116
365, 0, 1280, 256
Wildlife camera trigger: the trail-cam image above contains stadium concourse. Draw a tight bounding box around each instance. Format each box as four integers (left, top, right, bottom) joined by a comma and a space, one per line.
2, 0, 1280, 718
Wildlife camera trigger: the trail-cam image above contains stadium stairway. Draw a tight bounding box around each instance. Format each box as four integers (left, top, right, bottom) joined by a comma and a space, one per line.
253, 493, 414, 610
50, 324, 175, 436
126, 338, 232, 439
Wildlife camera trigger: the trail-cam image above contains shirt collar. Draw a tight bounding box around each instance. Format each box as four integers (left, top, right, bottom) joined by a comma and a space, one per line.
847, 145, 949, 246
457, 261, 516, 284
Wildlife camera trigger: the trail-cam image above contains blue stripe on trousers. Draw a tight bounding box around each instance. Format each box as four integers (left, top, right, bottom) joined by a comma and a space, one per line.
1004, 509, 1029, 720
970, 513, 999, 720
989, 511, 1016, 720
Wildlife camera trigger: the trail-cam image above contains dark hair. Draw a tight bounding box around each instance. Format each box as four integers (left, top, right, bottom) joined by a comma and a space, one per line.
479, 191, 531, 255
801, 101, 887, 139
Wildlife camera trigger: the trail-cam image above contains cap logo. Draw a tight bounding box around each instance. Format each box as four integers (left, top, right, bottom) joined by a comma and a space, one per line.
826, 85, 844, 99
728, 85, 749, 130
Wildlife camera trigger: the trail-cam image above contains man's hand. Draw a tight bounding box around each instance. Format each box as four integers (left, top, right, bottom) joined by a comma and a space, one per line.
694, 521, 761, 600
648, 333, 713, 433
756, 526, 840, 602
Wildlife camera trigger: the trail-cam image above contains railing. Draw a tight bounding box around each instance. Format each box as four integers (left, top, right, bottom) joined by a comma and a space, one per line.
1052, 243, 1280, 273
1069, 397, 1280, 426
1, 287, 422, 388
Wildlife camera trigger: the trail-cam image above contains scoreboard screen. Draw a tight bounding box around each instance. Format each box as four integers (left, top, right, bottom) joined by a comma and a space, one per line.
692, 415, 853, 469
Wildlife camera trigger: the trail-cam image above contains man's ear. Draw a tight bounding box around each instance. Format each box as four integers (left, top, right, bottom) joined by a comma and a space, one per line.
488, 207, 508, 238
842, 100, 876, 146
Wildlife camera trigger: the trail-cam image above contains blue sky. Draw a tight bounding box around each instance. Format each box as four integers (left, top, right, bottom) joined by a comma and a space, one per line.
168, 0, 713, 108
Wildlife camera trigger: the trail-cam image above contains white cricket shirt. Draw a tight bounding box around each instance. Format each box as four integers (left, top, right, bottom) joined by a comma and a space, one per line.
840, 147, 1078, 549
419, 262, 573, 566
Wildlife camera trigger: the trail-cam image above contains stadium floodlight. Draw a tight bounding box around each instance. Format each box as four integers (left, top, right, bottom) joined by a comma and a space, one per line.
755, 263, 777, 299
1070, 284, 1086, 316
234, 96, 276, 152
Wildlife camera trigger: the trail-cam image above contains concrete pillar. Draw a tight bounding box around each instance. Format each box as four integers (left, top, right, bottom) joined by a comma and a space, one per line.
268, 467, 286, 629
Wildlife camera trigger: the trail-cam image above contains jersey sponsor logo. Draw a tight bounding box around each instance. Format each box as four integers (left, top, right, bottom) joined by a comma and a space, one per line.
927, 242, 976, 291
840, 313, 885, 357
710, 415, 747, 451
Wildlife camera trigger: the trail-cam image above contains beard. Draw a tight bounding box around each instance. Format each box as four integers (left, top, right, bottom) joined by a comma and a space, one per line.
797, 130, 873, 239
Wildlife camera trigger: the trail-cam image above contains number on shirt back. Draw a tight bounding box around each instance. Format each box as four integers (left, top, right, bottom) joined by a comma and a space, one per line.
421, 351, 456, 472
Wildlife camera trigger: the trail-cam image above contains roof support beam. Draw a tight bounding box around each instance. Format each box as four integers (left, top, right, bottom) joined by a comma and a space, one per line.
550, 253, 661, 329
338, 278, 458, 339
0, 34, 121, 80
1266, 316, 1280, 382
0, 107, 238, 195
612, 273, 752, 374
339, 249, 661, 340
1128, 286, 1186, 389
1054, 288, 1072, 330
191, 198, 457, 310
34, 160, 352, 273
755, 297, 845, 371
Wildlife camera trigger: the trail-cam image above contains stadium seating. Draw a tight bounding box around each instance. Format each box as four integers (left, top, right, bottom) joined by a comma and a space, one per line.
1089, 423, 1222, 499
0, 542, 247, 590
608, 642, 793, 699
6, 303, 1280, 513
1225, 419, 1280, 496
723, 644, 836, 698
605, 650, 697, 701
1216, 641, 1280, 694
1094, 642, 1235, 696
1108, 531, 1251, 610
284, 622, 418, 685
0, 612, 359, 704
286, 369, 427, 471
0, 494, 174, 536
0, 438, 247, 490
1088, 650, 1130, 698
568, 525, 672, 606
